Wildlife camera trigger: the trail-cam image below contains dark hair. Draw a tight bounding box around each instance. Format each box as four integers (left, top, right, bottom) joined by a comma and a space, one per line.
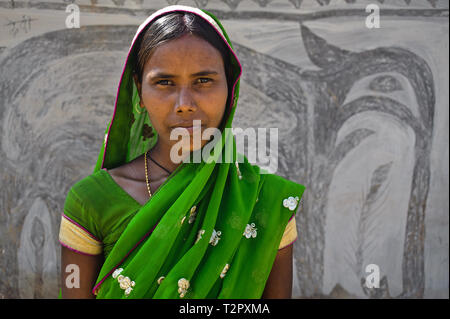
133, 12, 234, 95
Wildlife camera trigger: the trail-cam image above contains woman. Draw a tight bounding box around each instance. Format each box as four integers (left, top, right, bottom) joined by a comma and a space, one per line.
59, 5, 305, 299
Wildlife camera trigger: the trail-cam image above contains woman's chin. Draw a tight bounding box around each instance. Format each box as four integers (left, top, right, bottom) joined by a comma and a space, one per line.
167, 139, 213, 164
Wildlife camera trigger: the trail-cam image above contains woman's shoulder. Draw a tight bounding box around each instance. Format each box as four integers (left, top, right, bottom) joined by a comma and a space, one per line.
65, 166, 142, 219
256, 167, 306, 199
262, 172, 305, 191
251, 167, 305, 231
61, 169, 111, 244
241, 159, 306, 210
67, 169, 111, 204
259, 173, 305, 212
63, 167, 136, 235
63, 168, 126, 223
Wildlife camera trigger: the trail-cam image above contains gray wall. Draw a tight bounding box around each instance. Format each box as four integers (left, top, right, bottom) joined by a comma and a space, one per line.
0, 0, 448, 298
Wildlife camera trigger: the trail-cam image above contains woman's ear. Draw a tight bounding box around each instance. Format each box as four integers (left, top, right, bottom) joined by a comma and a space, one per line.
133, 73, 145, 108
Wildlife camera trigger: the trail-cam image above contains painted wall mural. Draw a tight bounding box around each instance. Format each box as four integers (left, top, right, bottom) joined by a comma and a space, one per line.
0, 0, 448, 298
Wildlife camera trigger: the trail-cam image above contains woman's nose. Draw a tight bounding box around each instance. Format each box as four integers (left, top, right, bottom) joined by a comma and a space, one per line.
174, 87, 197, 114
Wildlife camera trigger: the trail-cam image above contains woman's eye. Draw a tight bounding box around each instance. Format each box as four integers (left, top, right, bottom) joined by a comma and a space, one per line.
156, 80, 172, 86
197, 78, 212, 84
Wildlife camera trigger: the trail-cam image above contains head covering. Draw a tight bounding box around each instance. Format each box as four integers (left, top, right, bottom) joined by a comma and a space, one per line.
92, 5, 305, 299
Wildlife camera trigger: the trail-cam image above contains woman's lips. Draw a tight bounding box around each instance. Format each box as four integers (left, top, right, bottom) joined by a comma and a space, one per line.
172, 124, 204, 134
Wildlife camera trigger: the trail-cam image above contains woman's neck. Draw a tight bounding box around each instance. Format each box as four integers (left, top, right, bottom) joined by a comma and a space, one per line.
147, 141, 181, 174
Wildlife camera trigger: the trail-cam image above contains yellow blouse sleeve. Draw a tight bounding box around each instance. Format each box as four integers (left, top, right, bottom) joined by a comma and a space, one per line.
278, 217, 298, 250
59, 214, 103, 255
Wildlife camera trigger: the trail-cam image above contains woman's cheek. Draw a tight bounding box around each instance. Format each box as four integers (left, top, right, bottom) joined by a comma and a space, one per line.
207, 90, 228, 126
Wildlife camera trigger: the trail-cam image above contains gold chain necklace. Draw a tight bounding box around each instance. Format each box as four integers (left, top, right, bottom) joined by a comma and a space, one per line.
144, 150, 152, 198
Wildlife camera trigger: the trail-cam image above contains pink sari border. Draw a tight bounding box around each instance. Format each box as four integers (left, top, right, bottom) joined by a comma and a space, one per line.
61, 213, 101, 243
288, 213, 296, 223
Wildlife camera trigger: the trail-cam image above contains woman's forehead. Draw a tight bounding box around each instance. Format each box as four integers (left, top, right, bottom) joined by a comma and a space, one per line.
142, 35, 225, 74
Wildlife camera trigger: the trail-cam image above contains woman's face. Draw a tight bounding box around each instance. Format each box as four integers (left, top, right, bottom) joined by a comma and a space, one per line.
136, 33, 229, 154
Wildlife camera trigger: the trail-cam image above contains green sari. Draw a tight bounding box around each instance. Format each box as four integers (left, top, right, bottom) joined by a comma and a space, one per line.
65, 5, 305, 299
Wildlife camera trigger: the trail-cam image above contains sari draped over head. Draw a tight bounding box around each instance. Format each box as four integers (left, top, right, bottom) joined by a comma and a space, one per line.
69, 5, 305, 299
